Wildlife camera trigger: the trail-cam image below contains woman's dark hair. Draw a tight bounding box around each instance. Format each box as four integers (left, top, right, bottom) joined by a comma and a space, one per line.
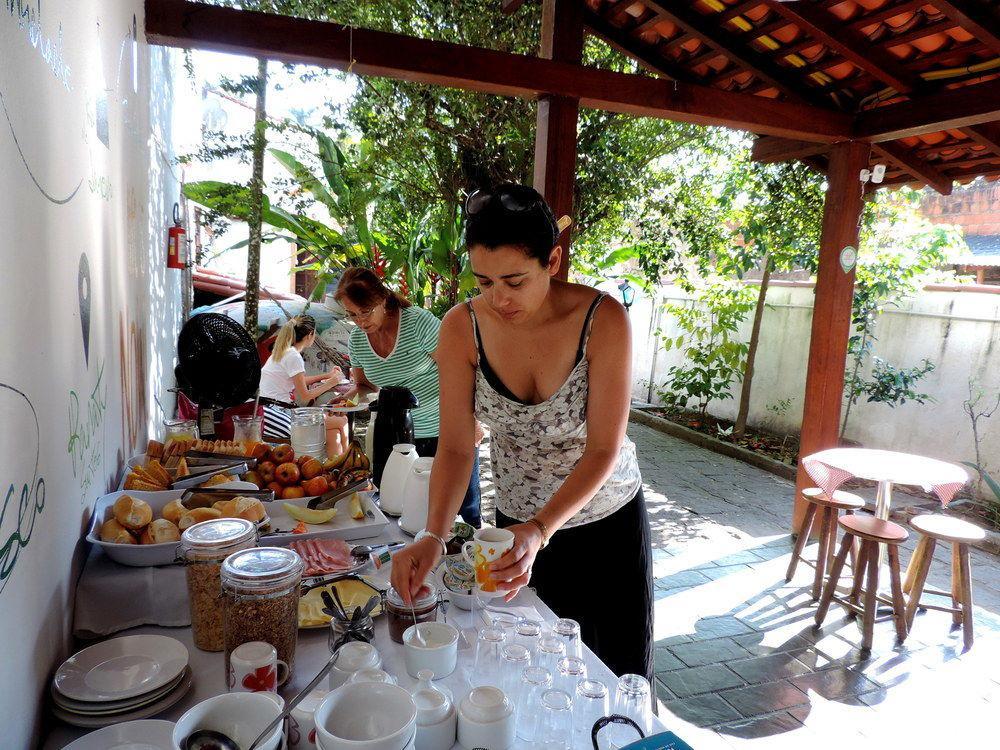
464, 183, 559, 265
334, 267, 411, 312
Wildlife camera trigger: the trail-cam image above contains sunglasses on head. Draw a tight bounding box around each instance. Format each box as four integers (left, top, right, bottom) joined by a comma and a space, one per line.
465, 186, 547, 217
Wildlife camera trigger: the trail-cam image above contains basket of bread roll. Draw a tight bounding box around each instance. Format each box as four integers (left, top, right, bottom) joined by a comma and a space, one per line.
86, 490, 270, 567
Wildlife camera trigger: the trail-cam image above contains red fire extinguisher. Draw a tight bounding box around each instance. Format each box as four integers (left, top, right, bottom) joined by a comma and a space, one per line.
167, 202, 187, 270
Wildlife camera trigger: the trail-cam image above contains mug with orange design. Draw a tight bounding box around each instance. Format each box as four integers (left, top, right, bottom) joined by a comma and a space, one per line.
462, 527, 515, 594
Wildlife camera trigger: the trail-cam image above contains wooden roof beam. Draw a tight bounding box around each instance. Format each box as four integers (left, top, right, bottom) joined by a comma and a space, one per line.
582, 8, 699, 82
855, 77, 1000, 141
931, 0, 1000, 55
961, 122, 1000, 158
762, 0, 922, 93
145, 0, 850, 141
847, 0, 933, 30
871, 141, 953, 194
634, 0, 829, 104
751, 136, 830, 163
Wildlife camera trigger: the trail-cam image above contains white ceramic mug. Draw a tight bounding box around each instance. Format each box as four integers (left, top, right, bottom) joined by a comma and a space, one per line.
227, 641, 288, 693
462, 527, 515, 594
288, 689, 329, 749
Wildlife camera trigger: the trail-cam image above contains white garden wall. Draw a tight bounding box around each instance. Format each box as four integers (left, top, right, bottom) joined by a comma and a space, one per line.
0, 2, 183, 745
631, 282, 1000, 488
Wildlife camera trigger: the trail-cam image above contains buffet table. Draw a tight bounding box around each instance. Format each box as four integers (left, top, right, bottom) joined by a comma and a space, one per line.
44, 519, 666, 749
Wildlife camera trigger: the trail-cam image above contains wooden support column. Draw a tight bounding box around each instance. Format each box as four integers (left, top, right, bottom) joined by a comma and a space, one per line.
533, 0, 582, 280
794, 140, 871, 532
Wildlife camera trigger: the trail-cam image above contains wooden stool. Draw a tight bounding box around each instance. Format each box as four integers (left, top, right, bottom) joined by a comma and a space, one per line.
815, 515, 909, 652
903, 514, 985, 651
786, 487, 865, 600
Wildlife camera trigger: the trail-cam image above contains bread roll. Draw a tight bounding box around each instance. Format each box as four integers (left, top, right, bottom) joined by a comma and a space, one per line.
140, 518, 181, 544
162, 498, 187, 525
178, 507, 222, 531
213, 499, 233, 513
100, 518, 136, 544
113, 495, 153, 531
217, 496, 266, 522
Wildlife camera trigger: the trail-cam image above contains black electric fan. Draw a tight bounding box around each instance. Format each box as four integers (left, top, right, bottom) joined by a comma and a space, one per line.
175, 313, 262, 437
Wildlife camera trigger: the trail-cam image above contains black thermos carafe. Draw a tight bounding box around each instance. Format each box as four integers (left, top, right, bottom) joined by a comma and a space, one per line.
370, 386, 419, 487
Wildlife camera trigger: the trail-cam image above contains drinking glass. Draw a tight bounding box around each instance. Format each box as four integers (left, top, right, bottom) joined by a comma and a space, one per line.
609, 673, 652, 748
489, 610, 519, 635
574, 678, 609, 746
536, 689, 574, 750
555, 655, 587, 695
553, 617, 583, 659
517, 666, 552, 742
499, 644, 531, 700
514, 616, 543, 652
535, 634, 566, 674
232, 415, 263, 445
471, 626, 506, 688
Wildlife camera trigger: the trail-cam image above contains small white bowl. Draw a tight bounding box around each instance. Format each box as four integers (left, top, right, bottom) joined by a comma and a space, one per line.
315, 682, 417, 750
402, 622, 459, 680
457, 686, 515, 750
172, 691, 284, 750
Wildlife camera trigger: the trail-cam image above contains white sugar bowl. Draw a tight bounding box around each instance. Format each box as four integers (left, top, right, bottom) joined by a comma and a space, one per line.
457, 686, 515, 750
411, 670, 457, 750
328, 641, 382, 689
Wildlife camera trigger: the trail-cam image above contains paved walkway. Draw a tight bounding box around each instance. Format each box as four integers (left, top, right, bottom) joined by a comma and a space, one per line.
480, 422, 1000, 748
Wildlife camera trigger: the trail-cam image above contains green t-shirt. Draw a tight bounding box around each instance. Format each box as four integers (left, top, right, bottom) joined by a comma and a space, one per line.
348, 305, 441, 439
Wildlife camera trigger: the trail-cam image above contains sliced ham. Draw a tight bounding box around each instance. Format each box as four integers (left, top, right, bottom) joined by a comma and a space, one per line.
290, 538, 354, 575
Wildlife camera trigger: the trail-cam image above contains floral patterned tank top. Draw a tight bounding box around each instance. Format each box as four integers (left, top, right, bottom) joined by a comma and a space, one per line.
468, 294, 642, 528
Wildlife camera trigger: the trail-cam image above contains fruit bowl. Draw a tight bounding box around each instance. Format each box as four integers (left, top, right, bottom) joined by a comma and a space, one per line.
242, 440, 371, 501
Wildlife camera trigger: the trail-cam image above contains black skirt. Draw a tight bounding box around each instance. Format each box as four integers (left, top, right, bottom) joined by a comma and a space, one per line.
496, 487, 653, 685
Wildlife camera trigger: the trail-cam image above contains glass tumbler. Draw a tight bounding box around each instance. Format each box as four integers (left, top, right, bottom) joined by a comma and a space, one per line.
471, 626, 506, 688
499, 643, 531, 700
610, 673, 653, 747
232, 414, 263, 445
517, 666, 552, 742
514, 617, 543, 652
535, 634, 566, 674
536, 689, 574, 750
574, 678, 609, 746
553, 617, 583, 659
555, 655, 587, 695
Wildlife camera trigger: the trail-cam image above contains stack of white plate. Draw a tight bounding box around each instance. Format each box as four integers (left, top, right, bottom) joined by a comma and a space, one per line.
51, 635, 192, 729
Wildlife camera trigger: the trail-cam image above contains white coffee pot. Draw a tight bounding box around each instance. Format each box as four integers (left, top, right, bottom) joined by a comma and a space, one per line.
399, 457, 434, 536
379, 443, 418, 516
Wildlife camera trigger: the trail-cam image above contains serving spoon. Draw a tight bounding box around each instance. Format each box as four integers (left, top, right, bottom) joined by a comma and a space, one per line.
184, 649, 342, 750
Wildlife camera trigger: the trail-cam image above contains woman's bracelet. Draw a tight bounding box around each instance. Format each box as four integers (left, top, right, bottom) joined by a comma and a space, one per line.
527, 517, 549, 548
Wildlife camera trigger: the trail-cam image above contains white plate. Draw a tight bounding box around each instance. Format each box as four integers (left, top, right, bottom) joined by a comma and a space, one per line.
259, 490, 389, 544
62, 719, 176, 750
52, 668, 193, 729
52, 668, 187, 714
85, 491, 186, 567
54, 635, 189, 702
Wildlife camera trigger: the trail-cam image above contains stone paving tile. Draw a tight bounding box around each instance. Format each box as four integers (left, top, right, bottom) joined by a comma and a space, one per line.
626, 421, 1000, 746
658, 664, 746, 698
668, 637, 753, 668
718, 679, 811, 717
662, 693, 744, 727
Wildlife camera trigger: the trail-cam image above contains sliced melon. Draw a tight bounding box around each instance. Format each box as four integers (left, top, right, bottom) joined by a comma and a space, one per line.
348, 492, 364, 520
282, 503, 337, 525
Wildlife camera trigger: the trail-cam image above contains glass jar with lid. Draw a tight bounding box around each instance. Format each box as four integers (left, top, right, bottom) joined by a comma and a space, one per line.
290, 408, 326, 459
164, 418, 199, 446
222, 546, 305, 686
180, 518, 258, 651
385, 581, 440, 644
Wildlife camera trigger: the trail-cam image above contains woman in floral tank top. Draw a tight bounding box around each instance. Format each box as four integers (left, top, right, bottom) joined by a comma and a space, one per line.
392, 184, 652, 682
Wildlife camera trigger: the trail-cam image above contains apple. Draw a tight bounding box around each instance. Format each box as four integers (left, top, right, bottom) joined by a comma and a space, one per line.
257, 461, 276, 483
282, 485, 306, 500
300, 457, 324, 480
275, 462, 301, 486
302, 476, 330, 497
266, 481, 284, 496
271, 444, 294, 463
243, 470, 263, 488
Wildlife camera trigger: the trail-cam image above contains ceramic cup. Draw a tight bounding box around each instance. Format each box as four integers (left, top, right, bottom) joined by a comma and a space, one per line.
329, 641, 383, 690
402, 622, 459, 679
461, 528, 515, 594
289, 689, 330, 749
457, 686, 515, 750
227, 641, 288, 693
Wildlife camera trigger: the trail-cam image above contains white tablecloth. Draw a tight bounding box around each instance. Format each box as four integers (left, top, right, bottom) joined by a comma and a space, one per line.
45, 520, 666, 749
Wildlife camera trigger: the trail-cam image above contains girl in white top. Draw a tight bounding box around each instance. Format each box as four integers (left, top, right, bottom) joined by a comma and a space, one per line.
260, 315, 347, 450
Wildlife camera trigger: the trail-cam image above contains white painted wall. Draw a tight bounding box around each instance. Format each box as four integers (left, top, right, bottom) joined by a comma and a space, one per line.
631, 283, 1000, 492
0, 2, 182, 745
